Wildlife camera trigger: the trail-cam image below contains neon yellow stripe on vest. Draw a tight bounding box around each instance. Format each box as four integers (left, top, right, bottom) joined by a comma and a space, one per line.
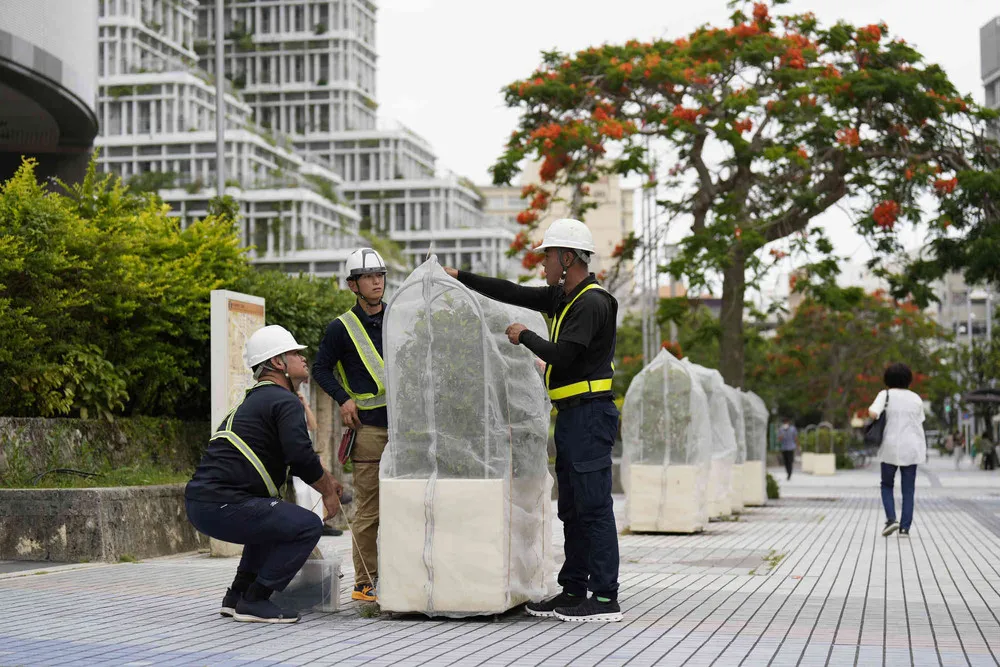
336, 310, 387, 410
545, 284, 609, 396
211, 380, 281, 498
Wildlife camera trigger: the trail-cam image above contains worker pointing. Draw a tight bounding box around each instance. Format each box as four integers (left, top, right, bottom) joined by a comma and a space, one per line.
445, 218, 622, 623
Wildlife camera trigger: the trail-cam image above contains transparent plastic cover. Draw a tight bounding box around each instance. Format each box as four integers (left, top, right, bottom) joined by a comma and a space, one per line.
722, 385, 748, 464
741, 391, 769, 463
622, 349, 711, 530
379, 257, 554, 616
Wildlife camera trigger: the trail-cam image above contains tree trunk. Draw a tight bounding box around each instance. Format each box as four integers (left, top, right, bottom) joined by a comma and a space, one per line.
719, 245, 746, 388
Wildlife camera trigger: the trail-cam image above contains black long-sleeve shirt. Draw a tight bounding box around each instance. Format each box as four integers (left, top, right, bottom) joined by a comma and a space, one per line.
311, 302, 388, 428
185, 384, 324, 502
456, 271, 617, 397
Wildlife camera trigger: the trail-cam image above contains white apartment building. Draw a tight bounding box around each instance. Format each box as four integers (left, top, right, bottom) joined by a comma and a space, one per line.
195, 0, 514, 276
94, 0, 364, 278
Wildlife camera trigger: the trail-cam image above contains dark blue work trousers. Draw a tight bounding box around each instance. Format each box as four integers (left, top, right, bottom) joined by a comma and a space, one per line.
186, 496, 322, 591
880, 463, 917, 531
554, 398, 620, 601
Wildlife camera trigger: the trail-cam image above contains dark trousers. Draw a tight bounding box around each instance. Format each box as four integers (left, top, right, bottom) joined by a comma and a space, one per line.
781, 450, 795, 478
880, 463, 917, 531
186, 497, 322, 591
554, 398, 620, 601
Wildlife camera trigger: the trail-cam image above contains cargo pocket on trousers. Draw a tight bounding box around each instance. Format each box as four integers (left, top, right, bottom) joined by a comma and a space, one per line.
572, 455, 612, 473
570, 455, 613, 513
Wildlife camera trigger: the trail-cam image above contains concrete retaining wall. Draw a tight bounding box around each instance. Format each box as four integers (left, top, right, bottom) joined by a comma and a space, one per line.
0, 483, 204, 562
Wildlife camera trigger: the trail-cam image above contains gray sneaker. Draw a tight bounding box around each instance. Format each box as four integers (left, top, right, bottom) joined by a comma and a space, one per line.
882, 521, 900, 537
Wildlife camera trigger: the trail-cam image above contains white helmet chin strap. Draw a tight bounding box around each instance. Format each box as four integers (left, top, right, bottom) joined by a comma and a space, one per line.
255, 353, 293, 386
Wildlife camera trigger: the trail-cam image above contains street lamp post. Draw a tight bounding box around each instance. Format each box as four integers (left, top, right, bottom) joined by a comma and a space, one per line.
215, 0, 225, 196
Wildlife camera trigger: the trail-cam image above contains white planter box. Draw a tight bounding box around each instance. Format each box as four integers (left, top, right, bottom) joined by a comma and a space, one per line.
729, 463, 745, 513
813, 452, 836, 476
378, 477, 551, 615
801, 451, 815, 474
742, 460, 767, 506
626, 464, 705, 534
707, 458, 732, 518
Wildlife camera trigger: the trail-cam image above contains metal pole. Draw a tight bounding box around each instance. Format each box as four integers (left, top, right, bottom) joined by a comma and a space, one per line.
215, 0, 226, 196
640, 149, 649, 367
648, 155, 658, 363
987, 290, 993, 341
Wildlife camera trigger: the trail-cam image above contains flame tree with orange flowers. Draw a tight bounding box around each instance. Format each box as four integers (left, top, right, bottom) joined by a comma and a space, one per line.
490, 0, 1000, 387
748, 288, 956, 426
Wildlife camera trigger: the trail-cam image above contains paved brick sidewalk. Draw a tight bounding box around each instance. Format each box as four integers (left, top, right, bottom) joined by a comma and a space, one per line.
2, 454, 999, 666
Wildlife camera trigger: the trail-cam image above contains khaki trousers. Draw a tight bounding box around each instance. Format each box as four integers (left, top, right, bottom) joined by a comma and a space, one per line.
351, 425, 387, 586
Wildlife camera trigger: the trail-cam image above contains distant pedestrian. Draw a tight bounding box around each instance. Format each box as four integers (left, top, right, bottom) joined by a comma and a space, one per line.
869, 362, 927, 538
777, 417, 798, 480
954, 432, 965, 469
979, 432, 996, 471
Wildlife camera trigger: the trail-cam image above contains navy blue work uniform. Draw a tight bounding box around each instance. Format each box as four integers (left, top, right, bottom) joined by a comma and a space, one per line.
312, 302, 388, 428
185, 383, 324, 592
457, 270, 620, 601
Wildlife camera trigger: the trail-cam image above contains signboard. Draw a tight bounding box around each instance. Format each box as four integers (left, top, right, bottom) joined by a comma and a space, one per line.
210, 290, 266, 433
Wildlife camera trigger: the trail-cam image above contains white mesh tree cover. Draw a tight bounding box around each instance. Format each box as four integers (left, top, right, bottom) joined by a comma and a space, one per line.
682, 360, 737, 517
378, 257, 555, 616
621, 349, 711, 533
721, 385, 747, 512
741, 391, 769, 506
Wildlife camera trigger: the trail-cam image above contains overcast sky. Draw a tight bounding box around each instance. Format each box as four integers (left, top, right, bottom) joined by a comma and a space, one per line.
375, 1, 998, 296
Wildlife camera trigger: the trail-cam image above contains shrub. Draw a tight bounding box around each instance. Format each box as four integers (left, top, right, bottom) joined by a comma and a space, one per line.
766, 472, 780, 500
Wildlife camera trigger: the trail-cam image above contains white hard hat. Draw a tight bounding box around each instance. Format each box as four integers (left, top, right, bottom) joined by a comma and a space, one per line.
535, 219, 595, 254
346, 247, 387, 279
244, 325, 307, 369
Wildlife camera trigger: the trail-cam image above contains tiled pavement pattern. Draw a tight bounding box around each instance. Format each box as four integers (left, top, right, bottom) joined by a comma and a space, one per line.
2, 454, 999, 666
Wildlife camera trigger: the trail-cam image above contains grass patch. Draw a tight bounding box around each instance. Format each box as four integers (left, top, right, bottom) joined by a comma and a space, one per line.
20, 464, 191, 489
358, 603, 381, 618
118, 553, 140, 563
750, 549, 786, 576
710, 514, 740, 523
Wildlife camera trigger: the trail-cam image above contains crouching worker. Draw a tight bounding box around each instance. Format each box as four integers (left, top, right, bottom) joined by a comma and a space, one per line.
185, 325, 344, 624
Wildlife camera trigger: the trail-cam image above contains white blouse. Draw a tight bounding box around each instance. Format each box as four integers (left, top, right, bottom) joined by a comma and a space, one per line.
868, 388, 927, 466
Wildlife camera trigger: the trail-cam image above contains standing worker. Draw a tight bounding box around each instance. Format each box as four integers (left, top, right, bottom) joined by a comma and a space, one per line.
185, 325, 344, 624
313, 248, 389, 603
444, 218, 622, 623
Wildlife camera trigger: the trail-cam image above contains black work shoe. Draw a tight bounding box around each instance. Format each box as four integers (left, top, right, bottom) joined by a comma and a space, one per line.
882, 521, 900, 537
525, 591, 583, 618
220, 587, 241, 617
352, 583, 376, 602
553, 596, 623, 623
322, 525, 343, 537
233, 597, 300, 624
899, 528, 910, 537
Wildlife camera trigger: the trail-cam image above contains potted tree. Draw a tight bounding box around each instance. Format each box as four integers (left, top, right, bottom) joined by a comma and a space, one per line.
622, 348, 711, 533
741, 391, 769, 506
683, 361, 738, 518
801, 425, 817, 474
813, 422, 837, 475
721, 385, 748, 513
379, 259, 554, 616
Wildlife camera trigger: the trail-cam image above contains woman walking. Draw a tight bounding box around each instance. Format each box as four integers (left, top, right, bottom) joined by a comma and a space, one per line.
868, 363, 927, 537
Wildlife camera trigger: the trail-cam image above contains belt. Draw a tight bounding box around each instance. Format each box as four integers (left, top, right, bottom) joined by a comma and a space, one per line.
552, 391, 614, 411
548, 378, 613, 402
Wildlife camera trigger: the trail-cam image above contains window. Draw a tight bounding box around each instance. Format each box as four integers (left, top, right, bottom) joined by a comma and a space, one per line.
294, 5, 305, 32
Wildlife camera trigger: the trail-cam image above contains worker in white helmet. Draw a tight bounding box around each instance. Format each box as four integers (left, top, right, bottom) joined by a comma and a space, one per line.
185, 325, 344, 624
444, 218, 622, 623
312, 247, 389, 602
